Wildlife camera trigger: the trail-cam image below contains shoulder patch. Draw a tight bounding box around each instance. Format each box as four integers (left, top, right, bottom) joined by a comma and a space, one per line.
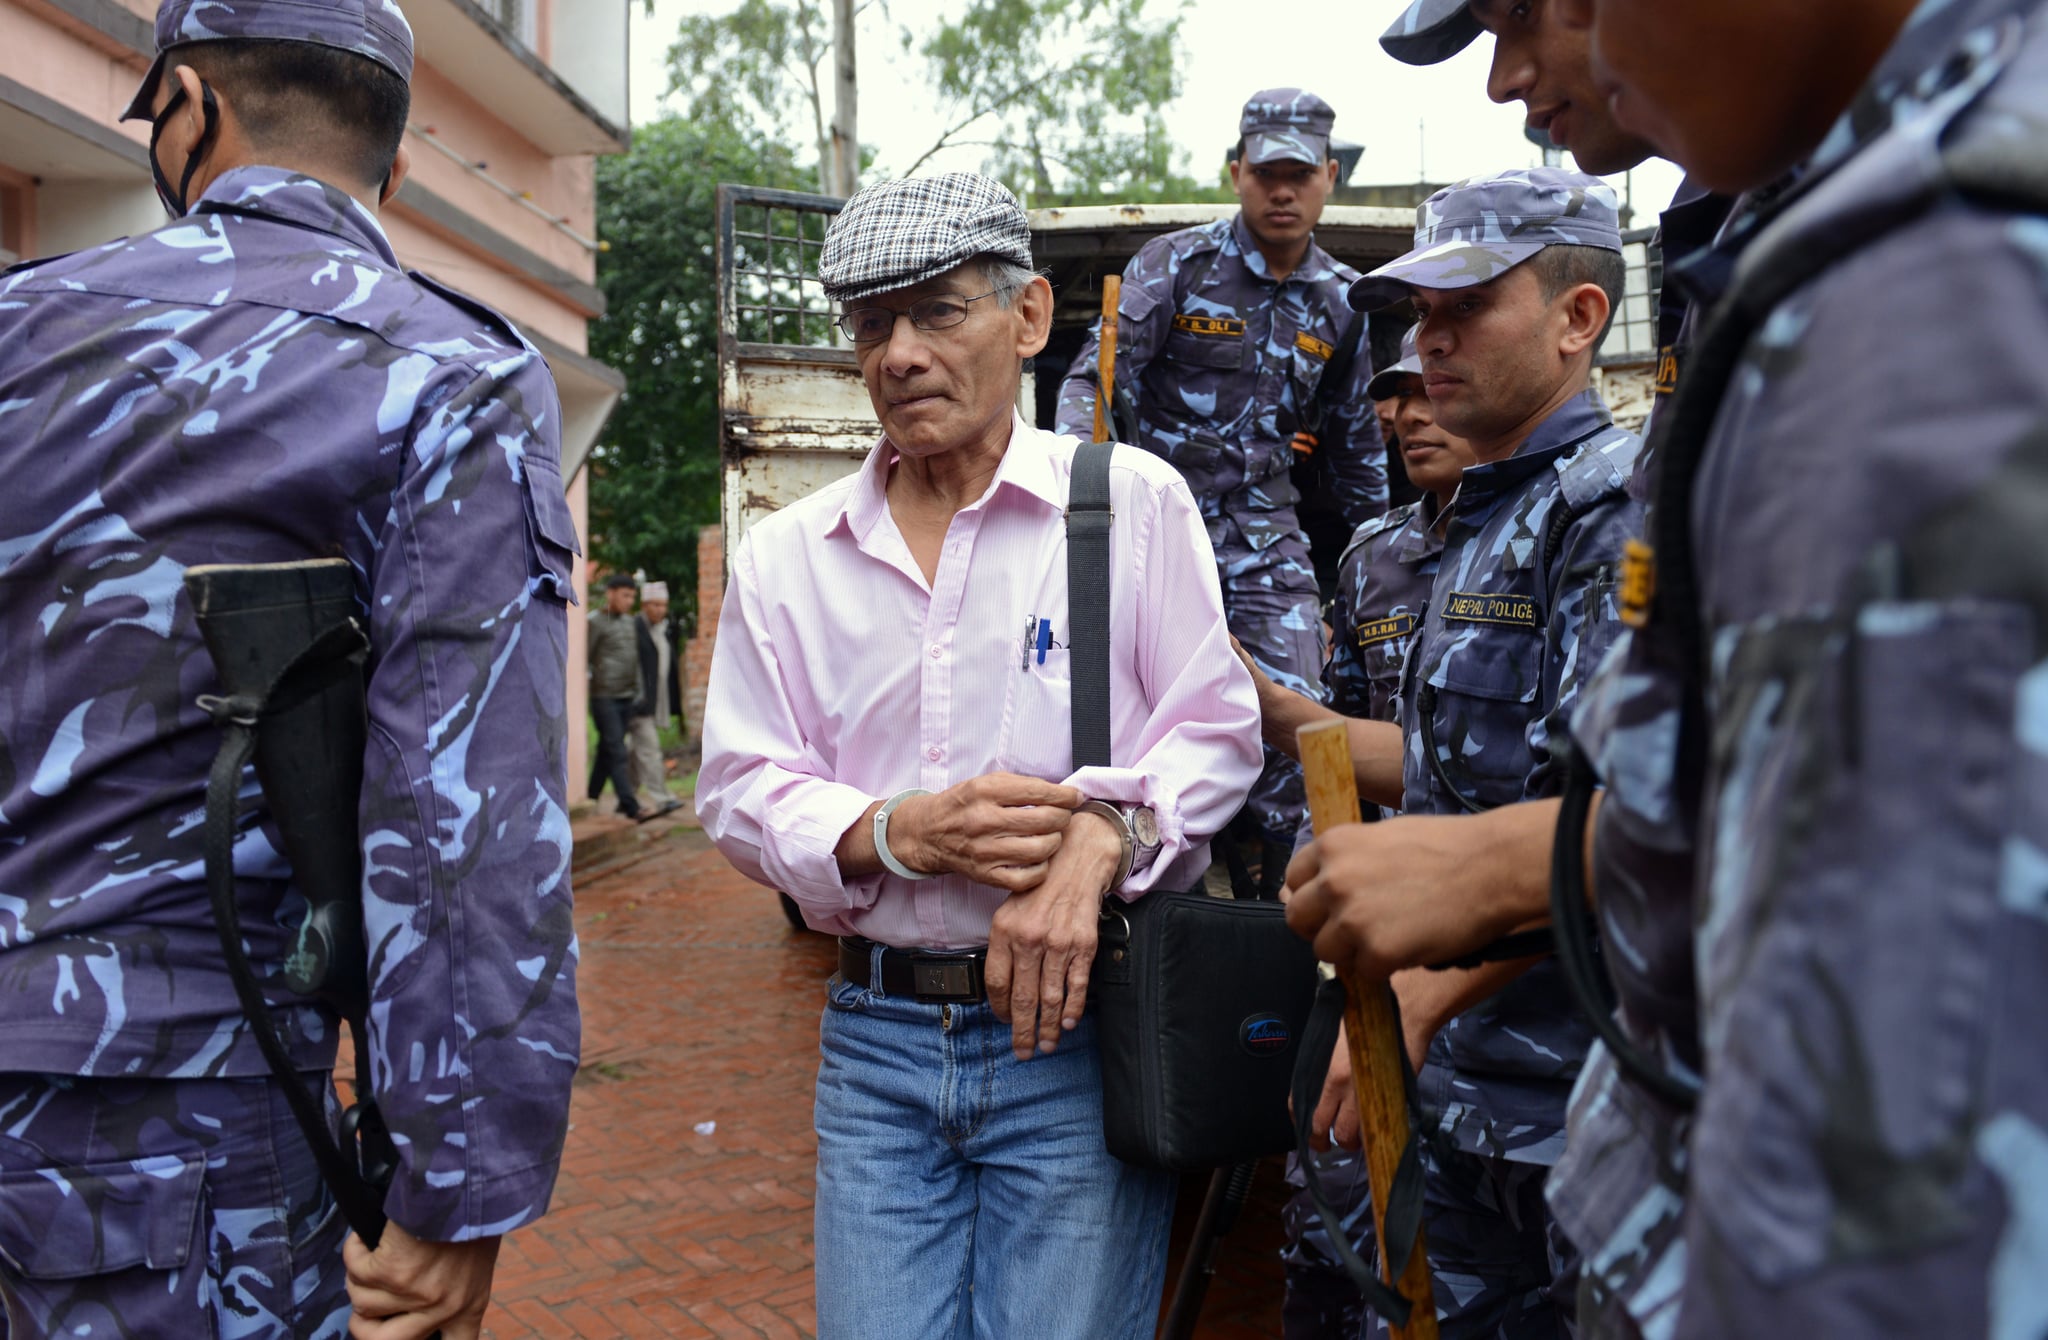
1337, 503, 1418, 567
1553, 426, 1641, 510
1440, 591, 1539, 629
1294, 330, 1335, 360
406, 269, 532, 351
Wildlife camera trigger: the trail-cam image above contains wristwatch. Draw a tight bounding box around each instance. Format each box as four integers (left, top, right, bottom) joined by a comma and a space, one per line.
1077, 800, 1161, 889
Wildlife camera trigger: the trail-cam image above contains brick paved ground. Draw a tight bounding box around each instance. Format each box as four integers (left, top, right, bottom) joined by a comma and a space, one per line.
477, 809, 1291, 1339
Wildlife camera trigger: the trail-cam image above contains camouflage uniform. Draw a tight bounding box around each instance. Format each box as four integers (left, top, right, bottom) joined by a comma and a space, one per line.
0, 4, 582, 1330
1551, 0, 2048, 1335
1353, 170, 1645, 1338
1055, 89, 1387, 843
1284, 491, 1444, 1339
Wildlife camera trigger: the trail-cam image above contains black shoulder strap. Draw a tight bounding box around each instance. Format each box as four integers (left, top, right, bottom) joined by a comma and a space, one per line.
1068, 443, 1115, 769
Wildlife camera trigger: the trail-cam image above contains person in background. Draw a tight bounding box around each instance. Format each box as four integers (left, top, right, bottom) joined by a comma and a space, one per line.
627, 579, 684, 817
1054, 88, 1386, 895
589, 572, 648, 822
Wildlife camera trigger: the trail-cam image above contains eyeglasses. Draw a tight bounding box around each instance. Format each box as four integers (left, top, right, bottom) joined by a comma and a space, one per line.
834, 286, 1014, 344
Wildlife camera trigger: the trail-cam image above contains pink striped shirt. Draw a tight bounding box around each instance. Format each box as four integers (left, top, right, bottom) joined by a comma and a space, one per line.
695, 415, 1262, 949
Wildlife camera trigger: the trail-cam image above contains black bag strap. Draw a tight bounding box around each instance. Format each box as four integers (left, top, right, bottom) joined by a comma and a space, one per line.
1068, 442, 1115, 769
199, 620, 397, 1249
1289, 975, 1431, 1330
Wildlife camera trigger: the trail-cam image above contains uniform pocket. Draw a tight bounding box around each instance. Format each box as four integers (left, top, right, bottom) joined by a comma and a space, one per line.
997, 647, 1075, 781
1162, 329, 1243, 372
0, 1149, 206, 1278
1691, 600, 2022, 1286
521, 454, 582, 605
0, 1147, 217, 1336
1419, 616, 1545, 806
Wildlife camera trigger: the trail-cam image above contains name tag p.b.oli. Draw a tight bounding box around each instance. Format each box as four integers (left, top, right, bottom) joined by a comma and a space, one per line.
1440, 591, 1538, 629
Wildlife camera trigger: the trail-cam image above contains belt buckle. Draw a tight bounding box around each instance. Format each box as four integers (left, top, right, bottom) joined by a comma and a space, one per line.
911, 957, 978, 1002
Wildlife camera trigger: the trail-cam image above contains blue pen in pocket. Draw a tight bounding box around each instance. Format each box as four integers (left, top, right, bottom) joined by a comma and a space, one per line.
1036, 618, 1052, 666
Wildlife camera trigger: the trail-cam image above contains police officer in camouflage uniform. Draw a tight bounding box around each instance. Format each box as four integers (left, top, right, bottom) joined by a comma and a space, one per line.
1290, 1, 2048, 1335
1292, 167, 1642, 1337
1246, 323, 1482, 1337
1554, 0, 2048, 1335
1056, 89, 1386, 881
1375, 0, 1741, 477
0, 3, 580, 1335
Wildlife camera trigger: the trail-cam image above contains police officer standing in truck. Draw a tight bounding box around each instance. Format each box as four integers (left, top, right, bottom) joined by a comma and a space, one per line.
1057, 89, 1386, 890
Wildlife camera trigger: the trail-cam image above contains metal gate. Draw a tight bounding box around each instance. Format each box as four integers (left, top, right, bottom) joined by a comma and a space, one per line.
714, 184, 871, 552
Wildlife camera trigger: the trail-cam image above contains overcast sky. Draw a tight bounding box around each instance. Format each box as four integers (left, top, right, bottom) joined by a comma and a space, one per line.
629, 0, 1683, 226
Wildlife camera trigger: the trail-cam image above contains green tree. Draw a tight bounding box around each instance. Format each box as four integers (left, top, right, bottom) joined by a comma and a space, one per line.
663, 0, 1214, 205
584, 114, 809, 635
909, 0, 1221, 205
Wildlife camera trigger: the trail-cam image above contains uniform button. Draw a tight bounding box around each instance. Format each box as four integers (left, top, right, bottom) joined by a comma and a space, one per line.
927, 747, 943, 762
929, 645, 943, 659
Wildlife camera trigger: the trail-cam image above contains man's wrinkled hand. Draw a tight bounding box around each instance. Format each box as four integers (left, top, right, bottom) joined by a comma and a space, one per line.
985, 810, 1123, 1060
342, 1221, 501, 1340
894, 774, 1082, 891
1284, 815, 1514, 983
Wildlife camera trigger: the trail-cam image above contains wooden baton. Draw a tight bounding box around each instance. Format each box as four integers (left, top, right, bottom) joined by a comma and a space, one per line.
1093, 274, 1120, 443
1297, 718, 1439, 1340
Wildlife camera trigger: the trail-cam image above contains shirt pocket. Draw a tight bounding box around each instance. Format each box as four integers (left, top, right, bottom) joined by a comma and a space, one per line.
1690, 600, 2021, 1287
997, 645, 1075, 781
521, 454, 582, 605
1162, 326, 1244, 373
1419, 614, 1544, 806
0, 1147, 216, 1333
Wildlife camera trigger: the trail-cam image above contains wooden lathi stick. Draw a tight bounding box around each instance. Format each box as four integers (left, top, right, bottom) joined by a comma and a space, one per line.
1093, 274, 1120, 443
1296, 718, 1439, 1340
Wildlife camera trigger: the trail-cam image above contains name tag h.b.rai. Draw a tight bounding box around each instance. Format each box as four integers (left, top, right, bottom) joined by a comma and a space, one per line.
1355, 613, 1415, 647
1441, 591, 1538, 629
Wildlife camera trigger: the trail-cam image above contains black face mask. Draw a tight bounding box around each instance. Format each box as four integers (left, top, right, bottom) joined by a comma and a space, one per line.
148, 80, 220, 219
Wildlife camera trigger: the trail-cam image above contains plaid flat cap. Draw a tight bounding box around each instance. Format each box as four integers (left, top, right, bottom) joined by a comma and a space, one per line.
1380, 0, 1483, 66
123, 0, 415, 121
1349, 166, 1622, 311
820, 173, 1034, 304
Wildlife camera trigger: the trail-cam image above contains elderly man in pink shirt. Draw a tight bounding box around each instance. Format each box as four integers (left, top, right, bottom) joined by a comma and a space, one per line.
696, 172, 1262, 1338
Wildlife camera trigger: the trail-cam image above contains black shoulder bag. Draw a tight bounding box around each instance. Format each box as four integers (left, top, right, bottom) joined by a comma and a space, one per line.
1070, 442, 1322, 1171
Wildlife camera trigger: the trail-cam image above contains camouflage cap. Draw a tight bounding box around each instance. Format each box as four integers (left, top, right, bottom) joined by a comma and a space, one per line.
1367, 326, 1424, 401
122, 0, 416, 122
819, 172, 1034, 304
1348, 166, 1622, 311
1380, 0, 1483, 66
1239, 88, 1336, 167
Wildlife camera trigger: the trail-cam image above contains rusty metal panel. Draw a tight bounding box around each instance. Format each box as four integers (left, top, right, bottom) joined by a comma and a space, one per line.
723, 447, 870, 541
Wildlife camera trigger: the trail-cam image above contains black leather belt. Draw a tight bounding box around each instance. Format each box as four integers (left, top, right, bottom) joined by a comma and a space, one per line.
838, 936, 988, 1003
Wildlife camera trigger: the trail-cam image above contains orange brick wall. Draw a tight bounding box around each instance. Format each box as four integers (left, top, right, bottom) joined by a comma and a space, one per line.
683, 525, 723, 747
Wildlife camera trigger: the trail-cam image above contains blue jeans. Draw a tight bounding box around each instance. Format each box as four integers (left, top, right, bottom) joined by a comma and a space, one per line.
813, 958, 1176, 1339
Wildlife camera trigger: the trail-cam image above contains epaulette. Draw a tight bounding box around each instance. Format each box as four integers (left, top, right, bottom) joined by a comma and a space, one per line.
1337, 501, 1419, 568
3, 248, 85, 279
1553, 425, 1641, 512
405, 269, 534, 352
